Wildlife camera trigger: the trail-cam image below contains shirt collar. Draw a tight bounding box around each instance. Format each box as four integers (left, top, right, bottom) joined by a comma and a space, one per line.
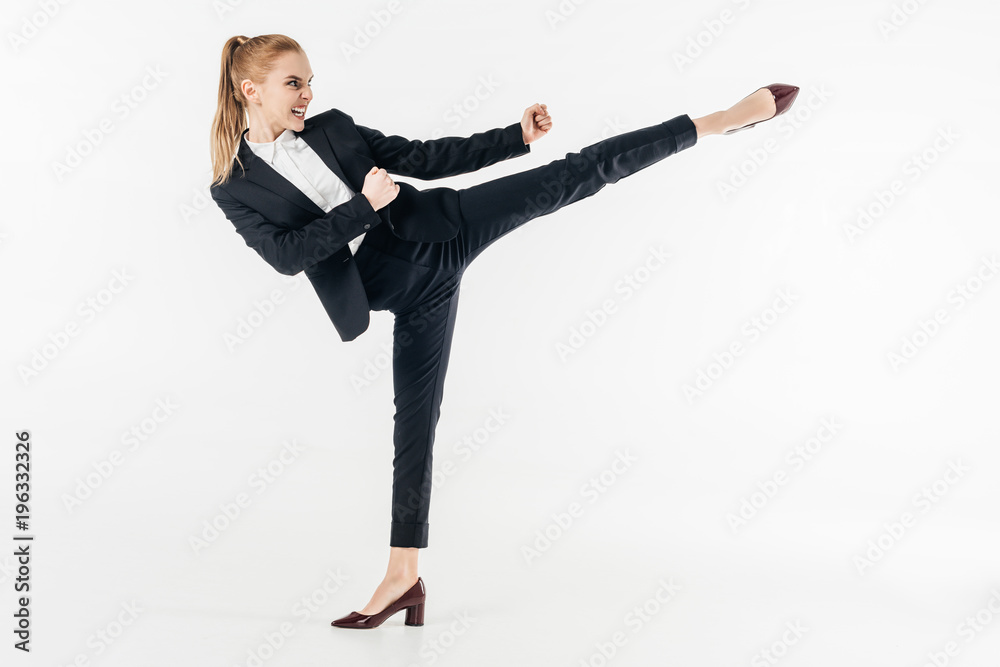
244, 127, 298, 165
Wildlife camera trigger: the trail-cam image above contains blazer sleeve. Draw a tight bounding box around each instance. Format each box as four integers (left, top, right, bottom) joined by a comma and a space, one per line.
352, 116, 531, 180
211, 187, 382, 276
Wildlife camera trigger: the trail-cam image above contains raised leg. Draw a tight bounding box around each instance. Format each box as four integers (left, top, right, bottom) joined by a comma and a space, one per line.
454, 114, 698, 265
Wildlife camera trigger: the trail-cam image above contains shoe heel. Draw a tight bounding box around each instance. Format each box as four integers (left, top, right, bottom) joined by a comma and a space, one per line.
404, 602, 425, 626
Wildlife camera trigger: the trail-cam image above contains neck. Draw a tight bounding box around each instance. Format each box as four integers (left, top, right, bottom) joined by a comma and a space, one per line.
246, 125, 286, 143
245, 108, 291, 143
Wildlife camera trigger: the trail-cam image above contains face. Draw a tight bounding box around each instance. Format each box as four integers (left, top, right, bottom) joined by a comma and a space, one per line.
241, 50, 313, 139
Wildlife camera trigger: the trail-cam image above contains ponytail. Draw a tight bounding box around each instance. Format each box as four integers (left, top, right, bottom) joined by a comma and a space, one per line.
210, 34, 304, 187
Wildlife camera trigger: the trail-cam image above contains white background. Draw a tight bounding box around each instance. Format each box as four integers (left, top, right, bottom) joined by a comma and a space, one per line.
3, 0, 999, 665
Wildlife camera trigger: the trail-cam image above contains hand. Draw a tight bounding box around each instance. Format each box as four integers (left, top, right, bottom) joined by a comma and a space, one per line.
361, 166, 400, 211
521, 103, 552, 145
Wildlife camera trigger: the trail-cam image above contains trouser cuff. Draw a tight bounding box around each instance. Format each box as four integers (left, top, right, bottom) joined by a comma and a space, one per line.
390, 521, 429, 548
662, 114, 698, 152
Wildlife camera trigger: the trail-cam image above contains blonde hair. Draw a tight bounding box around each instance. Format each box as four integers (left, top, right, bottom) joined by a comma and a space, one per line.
210, 34, 304, 187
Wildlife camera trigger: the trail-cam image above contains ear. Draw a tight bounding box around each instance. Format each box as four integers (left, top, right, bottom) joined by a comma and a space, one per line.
240, 79, 256, 103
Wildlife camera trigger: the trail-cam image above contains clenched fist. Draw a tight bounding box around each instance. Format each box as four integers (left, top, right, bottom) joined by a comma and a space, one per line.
362, 166, 400, 211
521, 103, 553, 145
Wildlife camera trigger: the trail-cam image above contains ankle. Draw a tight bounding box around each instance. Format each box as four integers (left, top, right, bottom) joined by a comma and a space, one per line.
385, 546, 419, 582
384, 569, 418, 585
692, 111, 726, 138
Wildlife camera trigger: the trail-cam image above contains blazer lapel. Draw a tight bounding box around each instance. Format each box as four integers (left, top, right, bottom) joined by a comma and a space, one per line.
299, 120, 354, 187
235, 119, 355, 217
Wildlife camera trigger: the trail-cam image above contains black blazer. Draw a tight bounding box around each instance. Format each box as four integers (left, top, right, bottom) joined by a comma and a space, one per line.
210, 108, 531, 342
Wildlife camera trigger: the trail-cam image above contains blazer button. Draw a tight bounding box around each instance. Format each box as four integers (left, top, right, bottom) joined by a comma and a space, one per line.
364, 223, 371, 229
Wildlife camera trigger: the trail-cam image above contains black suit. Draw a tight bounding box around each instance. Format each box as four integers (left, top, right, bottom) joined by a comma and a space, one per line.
211, 108, 698, 548
210, 108, 531, 343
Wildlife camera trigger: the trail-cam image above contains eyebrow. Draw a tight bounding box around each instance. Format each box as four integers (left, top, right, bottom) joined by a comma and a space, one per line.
284, 75, 314, 81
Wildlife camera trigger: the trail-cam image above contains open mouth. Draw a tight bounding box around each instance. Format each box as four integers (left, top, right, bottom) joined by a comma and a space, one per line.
292, 106, 306, 118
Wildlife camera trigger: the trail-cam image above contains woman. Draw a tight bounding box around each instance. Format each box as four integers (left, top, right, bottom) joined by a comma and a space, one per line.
209, 33, 799, 630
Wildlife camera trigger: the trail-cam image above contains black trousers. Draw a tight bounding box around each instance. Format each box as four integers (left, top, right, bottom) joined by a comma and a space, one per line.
353, 114, 698, 548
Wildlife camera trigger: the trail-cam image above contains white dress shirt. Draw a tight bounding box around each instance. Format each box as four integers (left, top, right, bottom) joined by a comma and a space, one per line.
244, 128, 367, 255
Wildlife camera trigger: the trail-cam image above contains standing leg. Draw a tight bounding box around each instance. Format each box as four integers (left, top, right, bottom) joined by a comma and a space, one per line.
455, 114, 698, 264
349, 246, 463, 618
387, 275, 462, 548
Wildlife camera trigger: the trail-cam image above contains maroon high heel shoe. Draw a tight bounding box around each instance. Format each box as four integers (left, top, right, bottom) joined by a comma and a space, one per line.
722, 84, 800, 135
330, 577, 426, 629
